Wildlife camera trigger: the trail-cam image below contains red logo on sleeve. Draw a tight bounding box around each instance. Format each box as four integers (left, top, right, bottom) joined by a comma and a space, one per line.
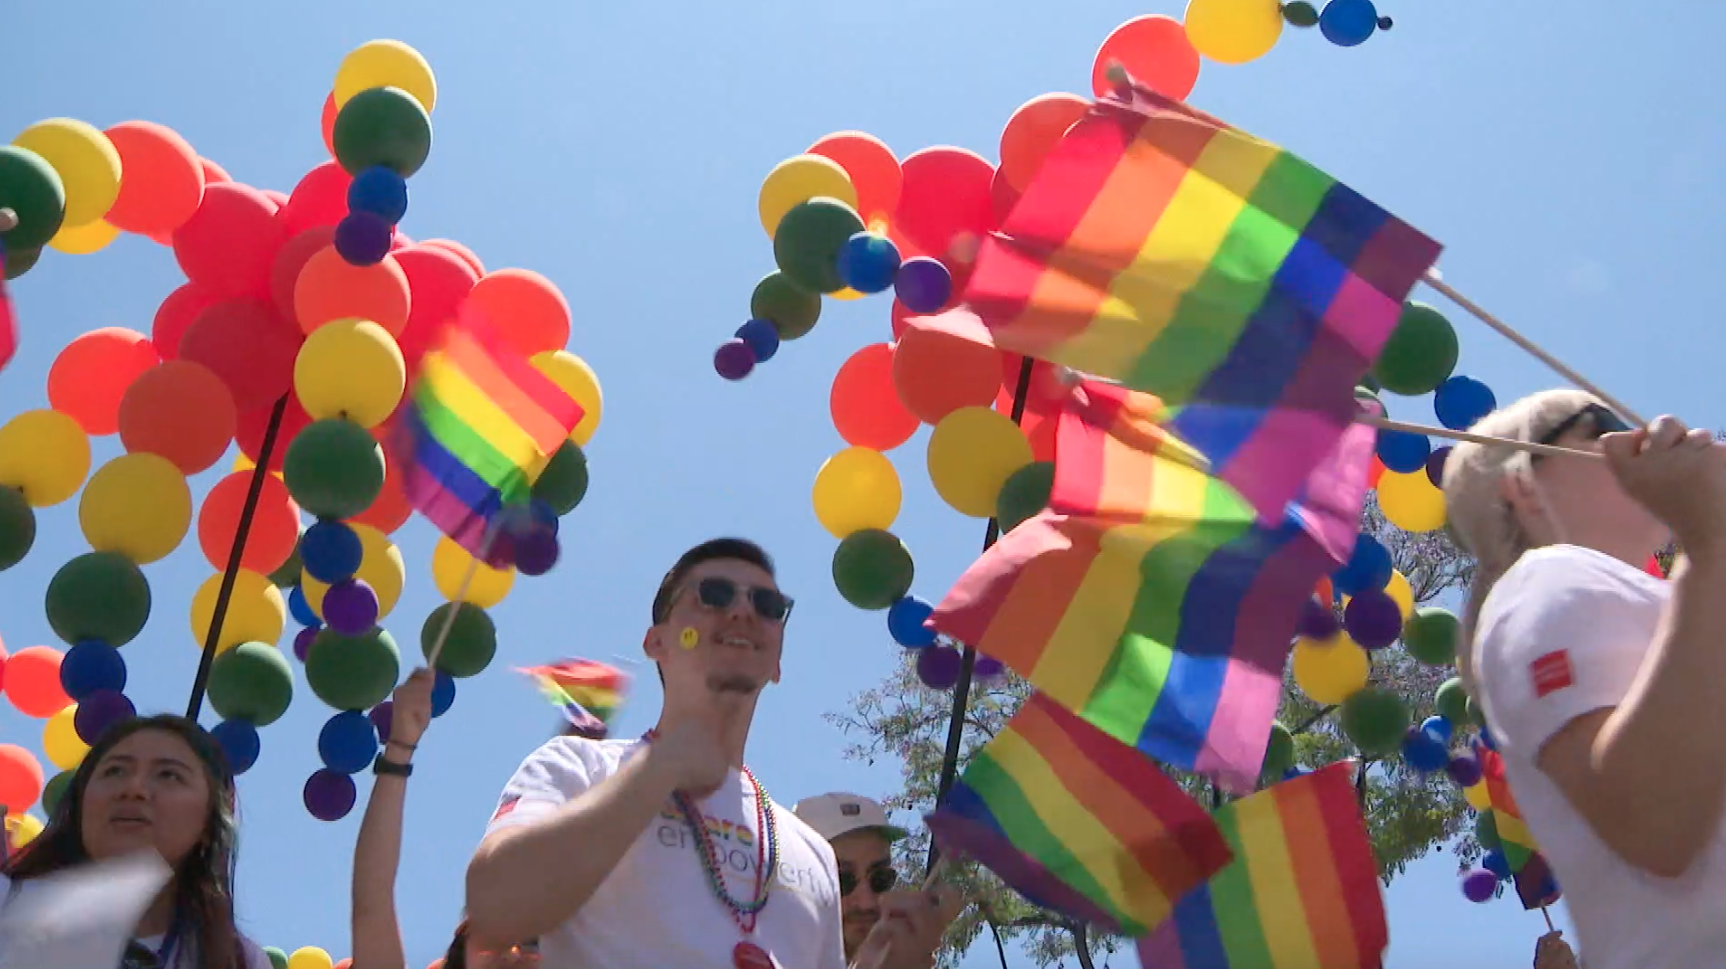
491, 796, 520, 822
1530, 651, 1575, 698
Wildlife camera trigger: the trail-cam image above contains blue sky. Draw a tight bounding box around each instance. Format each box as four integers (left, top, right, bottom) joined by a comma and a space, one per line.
3, 1, 1720, 966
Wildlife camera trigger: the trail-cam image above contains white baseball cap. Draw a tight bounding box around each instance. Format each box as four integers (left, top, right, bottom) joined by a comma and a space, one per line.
792, 792, 909, 843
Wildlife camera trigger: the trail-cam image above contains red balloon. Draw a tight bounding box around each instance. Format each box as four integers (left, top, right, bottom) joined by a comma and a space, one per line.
200, 159, 232, 184
990, 168, 1022, 233
894, 148, 996, 271
808, 132, 902, 229
172, 183, 289, 300
271, 226, 337, 322
890, 299, 913, 340
391, 230, 414, 250
395, 245, 481, 372
831, 344, 919, 452
238, 393, 311, 472
178, 299, 301, 413
261, 190, 288, 212
47, 328, 161, 436
198, 470, 300, 573
1092, 15, 1200, 101
118, 360, 238, 474
280, 162, 353, 237
0, 745, 44, 813
3, 646, 69, 719
321, 92, 338, 157
103, 121, 205, 235
996, 355, 1067, 463
352, 438, 412, 534
892, 309, 1002, 425
419, 239, 485, 277
999, 94, 1090, 194
152, 283, 219, 360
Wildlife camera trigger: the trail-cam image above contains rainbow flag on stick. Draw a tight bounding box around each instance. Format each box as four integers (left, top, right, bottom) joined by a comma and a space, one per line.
965, 84, 1440, 518
1136, 763, 1389, 969
398, 309, 584, 560
932, 380, 1373, 791
518, 658, 629, 739
1479, 747, 1537, 873
924, 692, 1233, 936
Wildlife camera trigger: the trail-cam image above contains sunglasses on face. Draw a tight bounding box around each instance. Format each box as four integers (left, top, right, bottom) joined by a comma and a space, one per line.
839, 864, 899, 897
687, 576, 794, 624
1533, 403, 1633, 460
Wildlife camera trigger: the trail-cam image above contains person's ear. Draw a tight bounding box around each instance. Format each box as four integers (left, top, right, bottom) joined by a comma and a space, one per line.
643, 625, 666, 665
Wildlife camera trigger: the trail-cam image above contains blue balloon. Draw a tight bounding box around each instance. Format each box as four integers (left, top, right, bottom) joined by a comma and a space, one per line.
735, 319, 780, 363
1478, 726, 1498, 751
1332, 534, 1392, 596
317, 710, 379, 774
287, 586, 320, 628
835, 232, 902, 295
1434, 376, 1497, 431
432, 671, 456, 717
887, 596, 938, 648
528, 498, 560, 536
300, 520, 363, 583
1401, 726, 1450, 773
1421, 715, 1453, 744
1375, 428, 1432, 474
61, 640, 127, 701
1482, 849, 1510, 879
1319, 0, 1378, 46
347, 166, 410, 225
211, 719, 261, 775
334, 211, 393, 266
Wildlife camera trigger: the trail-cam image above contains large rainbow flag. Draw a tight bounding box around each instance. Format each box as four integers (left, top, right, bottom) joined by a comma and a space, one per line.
1136, 763, 1388, 969
964, 83, 1440, 518
924, 692, 1233, 936
398, 310, 584, 560
931, 379, 1373, 791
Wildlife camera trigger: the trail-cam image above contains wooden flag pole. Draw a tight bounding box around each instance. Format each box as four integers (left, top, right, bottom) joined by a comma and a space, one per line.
1356, 413, 1603, 461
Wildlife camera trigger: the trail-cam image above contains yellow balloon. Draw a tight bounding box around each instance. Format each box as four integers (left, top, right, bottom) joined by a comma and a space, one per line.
191, 570, 286, 653
1183, 0, 1284, 65
333, 40, 437, 113
530, 350, 603, 445
13, 119, 123, 228
832, 287, 865, 302
5, 813, 44, 852
759, 155, 858, 238
287, 946, 335, 969
812, 447, 902, 539
43, 705, 88, 770
303, 523, 406, 619
927, 407, 1034, 518
293, 319, 406, 428
1291, 634, 1370, 705
1384, 569, 1415, 619
79, 452, 192, 564
1378, 469, 1447, 533
432, 535, 514, 608
1463, 782, 1492, 811
0, 409, 91, 506
232, 452, 284, 479
48, 218, 119, 255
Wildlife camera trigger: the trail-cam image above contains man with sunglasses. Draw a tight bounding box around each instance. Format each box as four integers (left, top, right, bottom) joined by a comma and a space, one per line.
793, 794, 913, 963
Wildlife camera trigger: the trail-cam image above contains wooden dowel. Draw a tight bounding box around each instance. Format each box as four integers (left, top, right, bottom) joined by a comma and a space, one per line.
1357, 413, 1602, 460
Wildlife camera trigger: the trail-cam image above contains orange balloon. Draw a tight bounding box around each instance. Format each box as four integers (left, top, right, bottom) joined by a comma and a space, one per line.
831, 344, 919, 452
294, 245, 411, 336
3, 647, 70, 719
808, 132, 902, 229
465, 269, 570, 355
103, 121, 205, 235
1369, 455, 1386, 489
152, 283, 219, 360
197, 470, 301, 574
892, 313, 1002, 425
352, 447, 411, 534
272, 227, 337, 322
321, 92, 338, 157
334, 960, 353, 969
999, 94, 1090, 194
1314, 576, 1334, 605
118, 360, 237, 474
1092, 15, 1201, 101
200, 158, 231, 184
420, 239, 485, 276
47, 328, 162, 436
0, 745, 44, 813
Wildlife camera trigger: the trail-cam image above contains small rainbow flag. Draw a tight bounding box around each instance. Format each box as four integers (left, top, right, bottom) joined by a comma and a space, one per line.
924, 692, 1233, 936
964, 83, 1440, 519
932, 380, 1373, 791
518, 658, 629, 739
0, 242, 17, 373
398, 309, 583, 559
1135, 763, 1388, 969
1479, 747, 1536, 873
1513, 851, 1561, 910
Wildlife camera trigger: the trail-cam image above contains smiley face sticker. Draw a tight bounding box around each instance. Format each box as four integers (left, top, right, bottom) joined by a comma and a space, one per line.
679, 627, 700, 650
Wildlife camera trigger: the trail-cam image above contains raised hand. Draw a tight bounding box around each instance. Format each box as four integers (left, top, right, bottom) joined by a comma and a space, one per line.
1602, 416, 1726, 555
389, 668, 436, 751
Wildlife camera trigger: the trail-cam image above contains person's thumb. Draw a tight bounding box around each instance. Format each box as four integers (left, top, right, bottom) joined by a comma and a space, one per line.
1599, 429, 1643, 472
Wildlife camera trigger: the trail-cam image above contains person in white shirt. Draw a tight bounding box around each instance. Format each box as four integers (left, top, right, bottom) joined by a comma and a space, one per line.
1443, 390, 1726, 969
466, 538, 956, 969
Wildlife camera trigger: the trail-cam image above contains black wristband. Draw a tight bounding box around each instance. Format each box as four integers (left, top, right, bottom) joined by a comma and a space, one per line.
388, 739, 417, 750
373, 755, 413, 778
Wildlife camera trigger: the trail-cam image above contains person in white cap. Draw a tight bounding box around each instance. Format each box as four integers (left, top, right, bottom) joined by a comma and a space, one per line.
795, 793, 944, 963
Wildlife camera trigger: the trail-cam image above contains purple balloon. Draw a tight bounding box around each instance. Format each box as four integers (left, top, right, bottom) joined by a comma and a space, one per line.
1426, 446, 1451, 488
334, 211, 393, 266
1446, 751, 1483, 788
74, 689, 136, 744
369, 701, 395, 745
917, 645, 963, 690
1298, 598, 1341, 640
1460, 868, 1498, 903
1344, 589, 1403, 650
303, 768, 358, 822
293, 626, 319, 662
323, 578, 379, 635
714, 339, 755, 381
513, 529, 560, 576
894, 257, 952, 313
973, 655, 1006, 682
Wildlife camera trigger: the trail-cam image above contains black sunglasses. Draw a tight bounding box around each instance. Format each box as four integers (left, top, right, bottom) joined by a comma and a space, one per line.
839, 864, 898, 897
689, 576, 794, 624
1535, 403, 1632, 456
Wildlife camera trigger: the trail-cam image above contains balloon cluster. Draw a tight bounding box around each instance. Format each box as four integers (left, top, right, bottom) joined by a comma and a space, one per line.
260, 946, 350, 969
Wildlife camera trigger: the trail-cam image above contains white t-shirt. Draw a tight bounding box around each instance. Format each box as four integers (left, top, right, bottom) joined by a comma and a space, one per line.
1474, 544, 1726, 969
483, 736, 847, 969
0, 873, 272, 969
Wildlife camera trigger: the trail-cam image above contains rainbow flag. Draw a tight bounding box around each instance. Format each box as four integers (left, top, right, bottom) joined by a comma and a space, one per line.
398, 310, 583, 559
518, 658, 628, 739
0, 241, 17, 373
1136, 763, 1388, 969
1479, 747, 1536, 873
1513, 851, 1560, 911
924, 692, 1233, 936
964, 83, 1440, 519
931, 380, 1373, 791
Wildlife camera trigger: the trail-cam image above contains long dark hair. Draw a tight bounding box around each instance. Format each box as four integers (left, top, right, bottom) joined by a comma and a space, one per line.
3, 714, 245, 969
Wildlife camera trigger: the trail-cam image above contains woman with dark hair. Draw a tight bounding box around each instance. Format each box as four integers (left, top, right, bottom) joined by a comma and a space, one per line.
0, 713, 271, 968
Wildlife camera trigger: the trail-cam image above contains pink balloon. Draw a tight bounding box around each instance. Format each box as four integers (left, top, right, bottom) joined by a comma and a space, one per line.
172, 183, 288, 300
178, 299, 302, 413
280, 162, 353, 237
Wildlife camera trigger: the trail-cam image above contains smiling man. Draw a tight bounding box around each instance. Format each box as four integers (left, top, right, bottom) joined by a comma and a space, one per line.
793, 793, 910, 962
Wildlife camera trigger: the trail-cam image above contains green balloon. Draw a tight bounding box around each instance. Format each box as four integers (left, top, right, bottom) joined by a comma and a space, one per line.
268, 539, 304, 589
207, 642, 295, 727
1261, 721, 1296, 777
42, 770, 72, 817
264, 947, 289, 969
532, 441, 589, 515
1372, 302, 1458, 396
4, 246, 42, 281
0, 485, 36, 571
283, 419, 385, 520
1339, 687, 1409, 757
773, 198, 867, 295
306, 627, 401, 711
1434, 676, 1470, 725
0, 145, 66, 250
422, 602, 497, 678
45, 552, 152, 647
750, 271, 822, 341
1475, 809, 1501, 852
1402, 607, 1460, 667
832, 529, 915, 611
1466, 693, 1488, 729
332, 86, 433, 177
1282, 0, 1320, 26
996, 461, 1055, 534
